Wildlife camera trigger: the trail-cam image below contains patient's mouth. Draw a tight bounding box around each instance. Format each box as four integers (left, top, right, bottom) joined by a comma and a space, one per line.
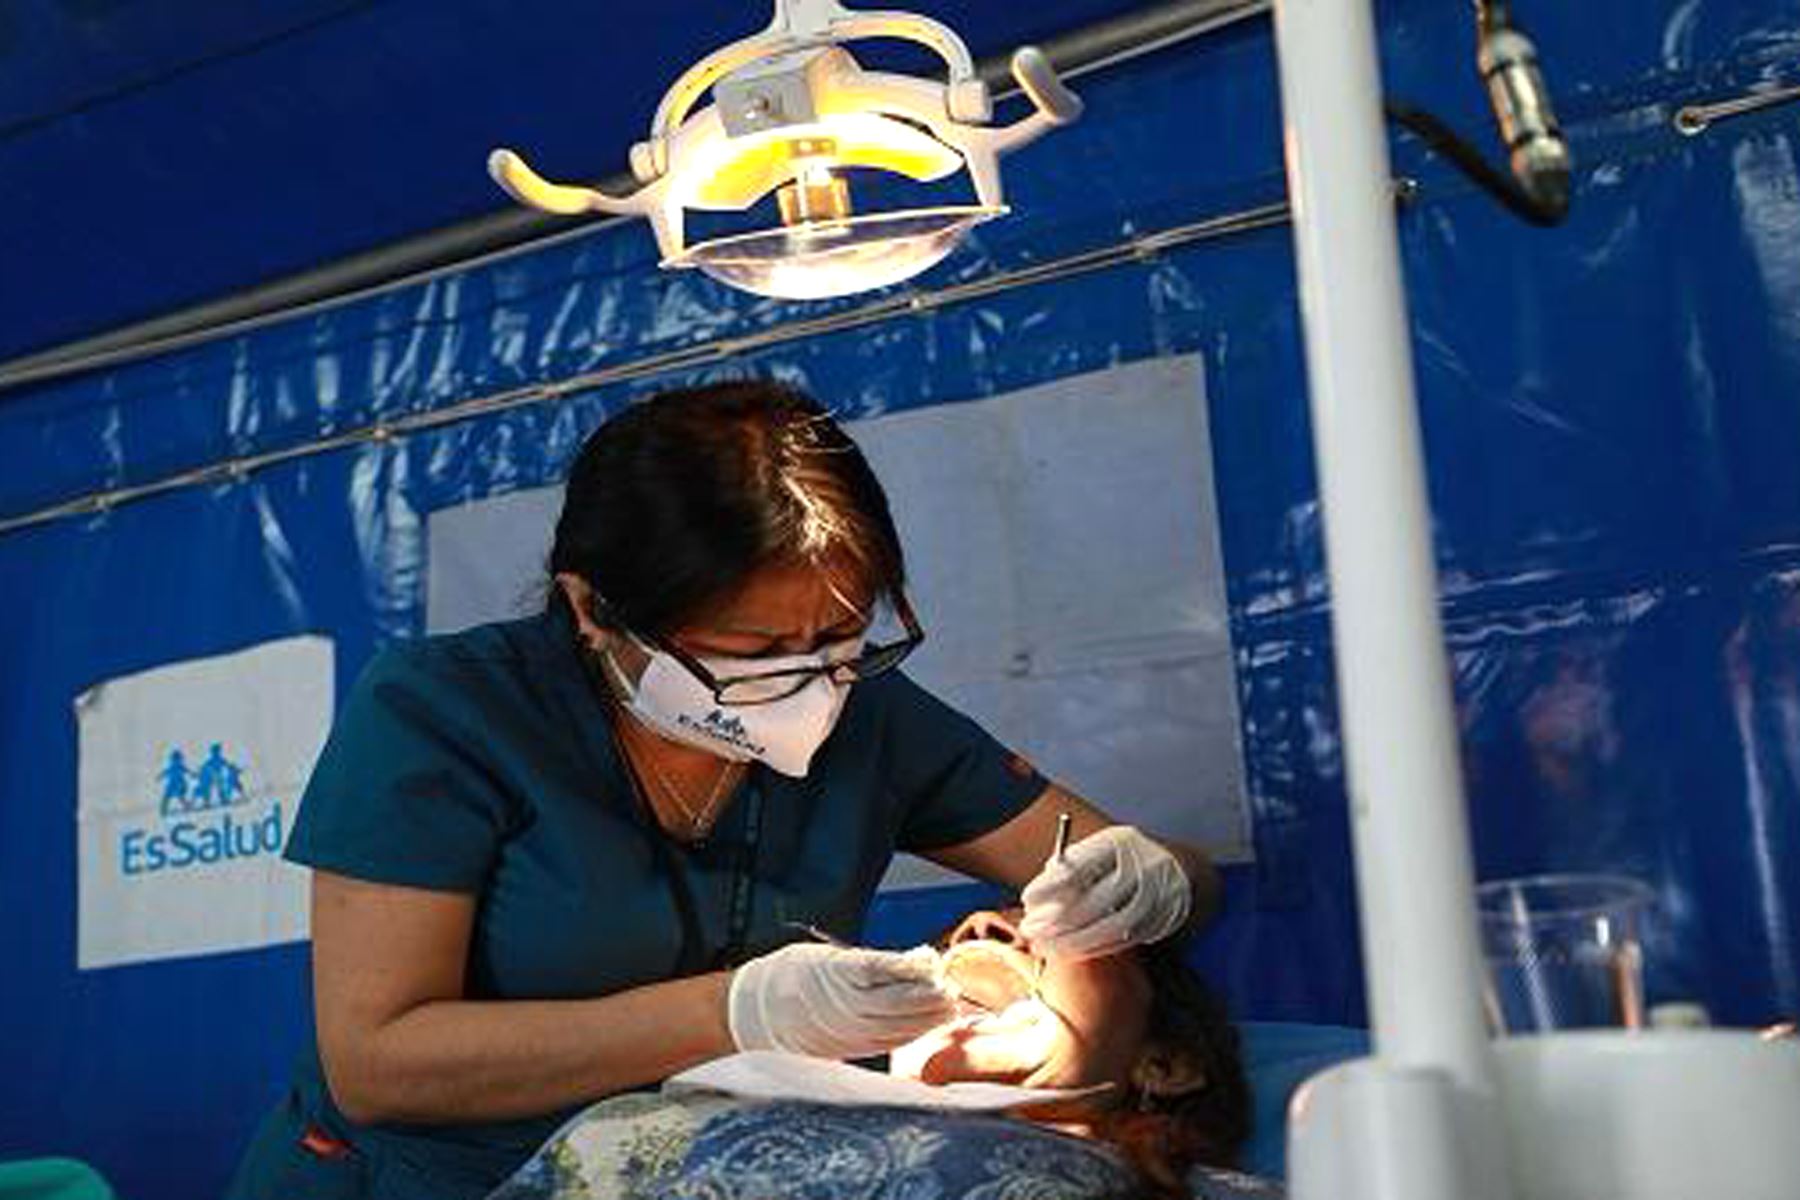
891, 988, 1062, 1085
892, 917, 1069, 1087
906, 1009, 1051, 1083
939, 938, 1040, 1013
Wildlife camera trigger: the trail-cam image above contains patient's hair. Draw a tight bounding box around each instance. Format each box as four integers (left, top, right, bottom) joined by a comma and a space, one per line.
1100, 941, 1253, 1195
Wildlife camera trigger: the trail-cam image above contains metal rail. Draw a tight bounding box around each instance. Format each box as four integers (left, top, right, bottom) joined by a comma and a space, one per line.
0, 196, 1297, 537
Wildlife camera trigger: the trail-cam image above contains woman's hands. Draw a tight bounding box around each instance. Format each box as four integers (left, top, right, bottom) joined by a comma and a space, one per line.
1018, 825, 1192, 960
728, 942, 955, 1059
924, 789, 1217, 963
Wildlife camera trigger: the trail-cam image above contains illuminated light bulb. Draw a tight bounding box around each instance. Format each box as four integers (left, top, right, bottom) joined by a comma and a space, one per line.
775, 164, 851, 226
679, 114, 964, 212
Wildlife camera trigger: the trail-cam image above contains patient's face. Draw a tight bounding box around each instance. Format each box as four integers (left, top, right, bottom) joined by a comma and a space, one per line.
890, 909, 1151, 1105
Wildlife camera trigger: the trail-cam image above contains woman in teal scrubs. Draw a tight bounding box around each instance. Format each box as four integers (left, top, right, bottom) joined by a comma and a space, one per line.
226, 380, 1220, 1199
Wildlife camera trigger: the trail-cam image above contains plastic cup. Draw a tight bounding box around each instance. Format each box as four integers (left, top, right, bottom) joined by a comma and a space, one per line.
1476, 873, 1653, 1035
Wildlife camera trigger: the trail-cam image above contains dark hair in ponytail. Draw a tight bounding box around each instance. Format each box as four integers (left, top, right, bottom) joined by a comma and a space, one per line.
549, 380, 906, 635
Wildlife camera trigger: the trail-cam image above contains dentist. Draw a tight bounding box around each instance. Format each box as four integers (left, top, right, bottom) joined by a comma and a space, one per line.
227, 379, 1219, 1200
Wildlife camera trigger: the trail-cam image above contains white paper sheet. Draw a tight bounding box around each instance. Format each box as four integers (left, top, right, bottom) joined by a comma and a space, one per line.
665, 1050, 1103, 1112
74, 635, 332, 968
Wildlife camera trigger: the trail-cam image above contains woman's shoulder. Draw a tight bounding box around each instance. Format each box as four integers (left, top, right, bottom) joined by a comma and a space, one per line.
362, 611, 569, 680
845, 666, 928, 710
844, 668, 977, 731
300, 610, 601, 833
348, 611, 583, 733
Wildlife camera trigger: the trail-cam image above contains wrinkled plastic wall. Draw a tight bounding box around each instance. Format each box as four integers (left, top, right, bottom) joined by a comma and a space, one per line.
4, 3, 1800, 1197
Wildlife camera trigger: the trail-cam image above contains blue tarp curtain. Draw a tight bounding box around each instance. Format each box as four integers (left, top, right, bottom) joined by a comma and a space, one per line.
3, 3, 1800, 1197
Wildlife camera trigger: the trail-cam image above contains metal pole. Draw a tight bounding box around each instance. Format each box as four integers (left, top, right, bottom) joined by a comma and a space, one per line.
1271, 0, 1495, 1090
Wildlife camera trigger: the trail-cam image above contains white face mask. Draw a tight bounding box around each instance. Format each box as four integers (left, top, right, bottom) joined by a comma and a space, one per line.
603, 637, 861, 777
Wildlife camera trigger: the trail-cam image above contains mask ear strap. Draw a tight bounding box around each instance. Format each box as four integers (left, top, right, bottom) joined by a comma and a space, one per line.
596, 646, 636, 698
592, 620, 664, 703
584, 588, 650, 662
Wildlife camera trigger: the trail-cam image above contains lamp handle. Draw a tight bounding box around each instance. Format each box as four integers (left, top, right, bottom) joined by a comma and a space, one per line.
486, 149, 649, 216
1011, 47, 1083, 125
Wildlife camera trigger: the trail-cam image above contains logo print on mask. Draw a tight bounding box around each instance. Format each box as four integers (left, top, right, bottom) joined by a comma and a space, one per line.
677, 709, 767, 757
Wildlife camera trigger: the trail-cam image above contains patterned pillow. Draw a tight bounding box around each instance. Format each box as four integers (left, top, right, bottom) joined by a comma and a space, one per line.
1186, 1166, 1287, 1200
490, 1092, 1285, 1200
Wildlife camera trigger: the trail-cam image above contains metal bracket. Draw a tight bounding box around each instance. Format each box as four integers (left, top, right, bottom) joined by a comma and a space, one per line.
1674, 81, 1800, 136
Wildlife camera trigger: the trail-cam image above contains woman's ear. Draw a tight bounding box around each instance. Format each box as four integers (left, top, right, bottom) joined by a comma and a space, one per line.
555, 573, 610, 651
1130, 1044, 1209, 1100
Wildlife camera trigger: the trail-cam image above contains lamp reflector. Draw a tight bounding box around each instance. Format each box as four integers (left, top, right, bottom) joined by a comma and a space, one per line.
668, 205, 1001, 299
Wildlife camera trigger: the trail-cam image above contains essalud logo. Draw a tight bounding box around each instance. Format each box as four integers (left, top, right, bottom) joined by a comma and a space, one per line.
677, 708, 767, 756
120, 742, 285, 876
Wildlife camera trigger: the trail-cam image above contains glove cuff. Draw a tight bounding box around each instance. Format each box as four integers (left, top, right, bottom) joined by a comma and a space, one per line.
725, 960, 777, 1053
1138, 832, 1193, 943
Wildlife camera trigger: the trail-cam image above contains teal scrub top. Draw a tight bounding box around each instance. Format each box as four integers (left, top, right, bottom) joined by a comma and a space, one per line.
227, 605, 1048, 1200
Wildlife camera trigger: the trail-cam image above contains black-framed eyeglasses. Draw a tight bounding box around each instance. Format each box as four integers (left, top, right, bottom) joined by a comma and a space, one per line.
647, 592, 925, 707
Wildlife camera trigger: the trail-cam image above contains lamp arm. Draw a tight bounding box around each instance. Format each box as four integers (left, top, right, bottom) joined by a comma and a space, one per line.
648, 1, 982, 156
487, 149, 657, 217
951, 48, 1084, 207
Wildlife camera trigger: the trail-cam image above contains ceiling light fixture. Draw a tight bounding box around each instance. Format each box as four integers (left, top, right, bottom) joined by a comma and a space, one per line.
488, 0, 1082, 300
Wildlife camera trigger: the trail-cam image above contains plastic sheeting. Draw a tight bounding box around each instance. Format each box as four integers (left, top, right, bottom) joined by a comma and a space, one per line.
4, 3, 1800, 1197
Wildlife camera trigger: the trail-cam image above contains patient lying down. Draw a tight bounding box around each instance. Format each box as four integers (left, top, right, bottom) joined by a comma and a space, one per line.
896, 908, 1251, 1193
489, 912, 1252, 1200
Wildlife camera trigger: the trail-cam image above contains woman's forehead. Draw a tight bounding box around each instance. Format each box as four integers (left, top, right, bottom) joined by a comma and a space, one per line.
696, 561, 872, 635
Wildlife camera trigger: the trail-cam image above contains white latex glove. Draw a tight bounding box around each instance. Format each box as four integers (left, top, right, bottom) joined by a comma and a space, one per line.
1017, 825, 1191, 961
728, 943, 955, 1060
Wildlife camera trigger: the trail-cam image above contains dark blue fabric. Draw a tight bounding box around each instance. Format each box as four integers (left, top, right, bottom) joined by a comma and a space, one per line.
6, 6, 1800, 1199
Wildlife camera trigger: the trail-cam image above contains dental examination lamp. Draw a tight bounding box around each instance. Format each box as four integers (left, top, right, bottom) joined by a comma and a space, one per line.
1273, 2, 1800, 1200
487, 0, 1081, 299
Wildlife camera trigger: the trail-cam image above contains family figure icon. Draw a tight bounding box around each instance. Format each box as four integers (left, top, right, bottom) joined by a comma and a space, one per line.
159, 744, 248, 815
